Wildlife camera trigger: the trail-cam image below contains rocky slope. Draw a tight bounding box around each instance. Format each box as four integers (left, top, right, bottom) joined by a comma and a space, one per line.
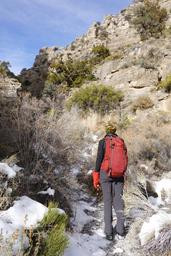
0, 76, 21, 158
19, 0, 171, 124
18, 1, 141, 96
1, 0, 171, 255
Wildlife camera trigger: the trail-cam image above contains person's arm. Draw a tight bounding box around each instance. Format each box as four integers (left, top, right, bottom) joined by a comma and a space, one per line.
95, 139, 105, 172
92, 139, 105, 189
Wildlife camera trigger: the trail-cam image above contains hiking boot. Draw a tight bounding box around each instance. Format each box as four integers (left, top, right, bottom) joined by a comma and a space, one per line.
115, 234, 125, 241
113, 226, 125, 240
105, 234, 113, 241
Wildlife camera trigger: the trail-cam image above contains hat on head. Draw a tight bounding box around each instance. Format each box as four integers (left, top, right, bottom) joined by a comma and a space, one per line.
105, 121, 117, 134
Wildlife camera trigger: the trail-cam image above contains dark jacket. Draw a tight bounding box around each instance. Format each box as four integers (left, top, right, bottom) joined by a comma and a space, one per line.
95, 133, 125, 182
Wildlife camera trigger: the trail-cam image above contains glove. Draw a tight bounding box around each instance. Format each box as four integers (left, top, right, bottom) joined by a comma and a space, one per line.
92, 170, 100, 189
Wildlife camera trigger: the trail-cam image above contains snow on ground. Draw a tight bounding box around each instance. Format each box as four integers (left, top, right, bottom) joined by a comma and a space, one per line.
38, 187, 55, 196
71, 200, 96, 232
0, 163, 23, 178
64, 197, 111, 256
154, 178, 171, 204
0, 196, 48, 255
70, 166, 80, 176
139, 210, 171, 245
64, 231, 109, 256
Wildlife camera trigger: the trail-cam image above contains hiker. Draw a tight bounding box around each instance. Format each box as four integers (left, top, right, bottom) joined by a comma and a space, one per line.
92, 122, 128, 241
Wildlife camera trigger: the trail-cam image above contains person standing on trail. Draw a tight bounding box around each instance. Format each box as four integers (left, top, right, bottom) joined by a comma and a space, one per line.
92, 122, 128, 241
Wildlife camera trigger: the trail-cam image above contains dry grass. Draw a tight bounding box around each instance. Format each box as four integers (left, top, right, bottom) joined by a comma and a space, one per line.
144, 227, 171, 256
10, 96, 68, 171
132, 96, 154, 112
123, 170, 155, 218
122, 119, 171, 174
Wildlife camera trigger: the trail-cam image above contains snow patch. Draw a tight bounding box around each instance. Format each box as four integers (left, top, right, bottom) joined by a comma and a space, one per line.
113, 248, 124, 254
92, 135, 98, 142
70, 167, 80, 175
139, 210, 171, 245
38, 187, 55, 196
0, 163, 17, 178
71, 201, 96, 232
11, 164, 23, 173
0, 163, 23, 179
155, 178, 171, 204
0, 196, 48, 255
87, 169, 93, 175
64, 232, 109, 256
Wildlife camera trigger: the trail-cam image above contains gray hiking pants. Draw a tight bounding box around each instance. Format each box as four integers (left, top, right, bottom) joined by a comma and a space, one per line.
100, 170, 125, 236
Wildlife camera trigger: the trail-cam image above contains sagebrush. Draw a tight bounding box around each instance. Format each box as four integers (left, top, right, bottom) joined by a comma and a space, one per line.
66, 84, 124, 114
131, 0, 168, 40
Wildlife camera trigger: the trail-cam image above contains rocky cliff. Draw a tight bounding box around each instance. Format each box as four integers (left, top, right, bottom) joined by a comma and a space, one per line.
1, 1, 171, 255
19, 0, 171, 110
0, 76, 21, 158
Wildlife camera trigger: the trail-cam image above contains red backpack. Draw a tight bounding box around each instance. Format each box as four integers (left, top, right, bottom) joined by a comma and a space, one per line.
100, 135, 128, 177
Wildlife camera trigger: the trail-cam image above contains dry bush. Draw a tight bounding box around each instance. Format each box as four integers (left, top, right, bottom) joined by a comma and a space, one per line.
131, 0, 168, 40
132, 96, 154, 112
157, 74, 171, 93
122, 119, 171, 175
11, 96, 68, 171
123, 170, 155, 217
120, 219, 144, 256
0, 91, 19, 159
144, 227, 171, 256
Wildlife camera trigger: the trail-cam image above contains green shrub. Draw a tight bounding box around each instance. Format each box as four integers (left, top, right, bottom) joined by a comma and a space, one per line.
0, 61, 13, 78
132, 96, 154, 112
24, 202, 68, 256
66, 84, 124, 114
131, 0, 168, 40
157, 74, 171, 92
44, 59, 95, 94
90, 45, 110, 64
45, 223, 68, 256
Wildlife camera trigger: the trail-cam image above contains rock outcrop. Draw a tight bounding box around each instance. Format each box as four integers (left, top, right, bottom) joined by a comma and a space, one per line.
0, 77, 21, 99
19, 1, 140, 96
0, 77, 21, 158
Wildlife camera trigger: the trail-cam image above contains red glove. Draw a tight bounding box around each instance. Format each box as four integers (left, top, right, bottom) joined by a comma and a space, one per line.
92, 170, 100, 189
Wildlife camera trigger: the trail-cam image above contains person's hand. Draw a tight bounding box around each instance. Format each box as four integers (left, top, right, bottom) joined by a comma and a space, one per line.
92, 170, 100, 189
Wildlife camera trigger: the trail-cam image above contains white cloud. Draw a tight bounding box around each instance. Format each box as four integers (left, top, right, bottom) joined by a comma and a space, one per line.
0, 0, 105, 34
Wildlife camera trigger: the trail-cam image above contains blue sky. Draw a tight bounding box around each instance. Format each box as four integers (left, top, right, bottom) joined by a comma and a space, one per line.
0, 0, 132, 74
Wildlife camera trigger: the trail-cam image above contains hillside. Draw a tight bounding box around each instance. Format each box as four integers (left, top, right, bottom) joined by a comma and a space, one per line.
1, 0, 171, 255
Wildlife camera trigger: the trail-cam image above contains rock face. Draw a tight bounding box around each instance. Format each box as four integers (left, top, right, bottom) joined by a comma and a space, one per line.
19, 2, 140, 96
19, 0, 171, 116
0, 77, 21, 99
0, 77, 21, 159
95, 37, 171, 107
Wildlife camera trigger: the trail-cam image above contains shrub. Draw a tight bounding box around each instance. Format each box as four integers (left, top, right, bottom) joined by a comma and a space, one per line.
90, 45, 110, 64
66, 84, 124, 114
157, 74, 171, 92
44, 59, 96, 96
122, 118, 171, 171
11, 96, 69, 171
131, 0, 168, 40
40, 202, 68, 256
132, 96, 154, 112
25, 202, 68, 256
0, 61, 15, 79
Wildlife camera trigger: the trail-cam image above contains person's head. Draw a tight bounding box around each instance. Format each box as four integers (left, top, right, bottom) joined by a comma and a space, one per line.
105, 121, 117, 134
